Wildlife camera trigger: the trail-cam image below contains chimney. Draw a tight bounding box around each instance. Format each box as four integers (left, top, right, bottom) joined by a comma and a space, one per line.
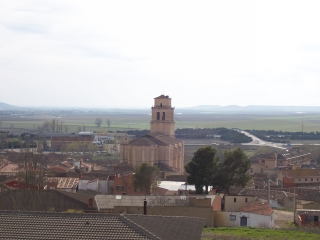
144, 199, 147, 215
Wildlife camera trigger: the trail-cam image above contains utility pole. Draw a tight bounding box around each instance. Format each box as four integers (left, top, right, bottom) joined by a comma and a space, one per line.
293, 187, 296, 224
301, 113, 304, 145
268, 179, 270, 204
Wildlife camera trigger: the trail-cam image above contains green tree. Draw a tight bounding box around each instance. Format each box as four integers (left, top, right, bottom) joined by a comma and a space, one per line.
185, 146, 218, 194
95, 118, 102, 127
132, 163, 160, 194
213, 148, 251, 197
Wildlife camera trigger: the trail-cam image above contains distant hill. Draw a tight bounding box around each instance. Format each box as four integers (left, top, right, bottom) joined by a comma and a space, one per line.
180, 105, 320, 113
0, 102, 21, 110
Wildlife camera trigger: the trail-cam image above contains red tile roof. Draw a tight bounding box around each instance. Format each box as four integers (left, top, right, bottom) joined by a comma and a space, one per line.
240, 200, 273, 216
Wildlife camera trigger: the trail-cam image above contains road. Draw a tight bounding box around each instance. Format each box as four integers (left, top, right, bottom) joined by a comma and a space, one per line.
240, 130, 286, 149
273, 209, 294, 228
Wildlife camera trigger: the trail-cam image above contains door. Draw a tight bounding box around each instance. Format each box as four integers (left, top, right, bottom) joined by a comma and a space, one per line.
240, 216, 247, 226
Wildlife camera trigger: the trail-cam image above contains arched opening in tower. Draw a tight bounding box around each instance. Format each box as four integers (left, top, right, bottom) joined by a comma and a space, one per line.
162, 112, 165, 120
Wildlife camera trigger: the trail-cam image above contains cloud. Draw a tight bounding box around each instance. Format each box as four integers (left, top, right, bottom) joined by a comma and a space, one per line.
1, 0, 320, 108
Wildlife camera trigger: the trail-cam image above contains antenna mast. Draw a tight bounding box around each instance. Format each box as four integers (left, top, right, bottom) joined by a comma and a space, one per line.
301, 112, 304, 145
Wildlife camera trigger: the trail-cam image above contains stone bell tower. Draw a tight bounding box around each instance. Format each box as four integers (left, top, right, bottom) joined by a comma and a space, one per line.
150, 95, 175, 137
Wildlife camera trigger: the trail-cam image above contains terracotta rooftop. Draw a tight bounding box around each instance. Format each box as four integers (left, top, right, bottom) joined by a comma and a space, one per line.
0, 163, 20, 173
47, 165, 71, 173
281, 169, 320, 178
240, 200, 273, 216
128, 133, 183, 147
240, 189, 288, 200
114, 163, 134, 174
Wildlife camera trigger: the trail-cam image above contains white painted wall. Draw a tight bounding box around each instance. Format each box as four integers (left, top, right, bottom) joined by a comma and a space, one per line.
78, 180, 112, 194
214, 211, 274, 228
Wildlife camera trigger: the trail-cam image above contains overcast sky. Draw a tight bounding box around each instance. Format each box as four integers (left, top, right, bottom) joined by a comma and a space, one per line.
1, 0, 320, 108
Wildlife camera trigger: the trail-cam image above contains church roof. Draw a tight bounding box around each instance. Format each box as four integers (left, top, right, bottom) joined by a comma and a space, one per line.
154, 94, 170, 99
128, 133, 183, 147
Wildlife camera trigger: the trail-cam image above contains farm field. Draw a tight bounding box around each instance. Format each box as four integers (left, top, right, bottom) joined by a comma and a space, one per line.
1, 111, 320, 133
201, 227, 320, 240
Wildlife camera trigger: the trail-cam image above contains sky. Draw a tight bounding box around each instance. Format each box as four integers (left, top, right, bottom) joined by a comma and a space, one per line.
1, 0, 320, 108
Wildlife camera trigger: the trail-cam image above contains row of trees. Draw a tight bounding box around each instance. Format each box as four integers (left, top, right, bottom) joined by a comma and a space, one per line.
248, 129, 320, 143
185, 146, 251, 196
94, 118, 111, 128
39, 119, 69, 133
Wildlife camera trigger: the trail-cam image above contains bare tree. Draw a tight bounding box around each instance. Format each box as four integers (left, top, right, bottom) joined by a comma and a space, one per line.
51, 119, 56, 132
64, 125, 69, 134
42, 121, 51, 132
58, 121, 63, 133
106, 119, 111, 128
95, 118, 102, 127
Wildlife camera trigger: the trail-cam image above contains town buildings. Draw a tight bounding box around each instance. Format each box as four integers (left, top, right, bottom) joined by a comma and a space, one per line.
250, 148, 312, 175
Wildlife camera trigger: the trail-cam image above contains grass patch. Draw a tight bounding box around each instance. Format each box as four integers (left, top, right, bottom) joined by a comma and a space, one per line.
202, 227, 320, 240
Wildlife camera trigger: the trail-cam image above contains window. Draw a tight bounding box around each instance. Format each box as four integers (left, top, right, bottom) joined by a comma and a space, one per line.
230, 215, 236, 221
162, 112, 165, 120
245, 198, 248, 202
135, 187, 141, 192
116, 185, 124, 191
298, 179, 301, 182
305, 178, 307, 182
160, 103, 162, 107
234, 198, 237, 202
266, 166, 268, 168
157, 112, 160, 120
311, 178, 313, 181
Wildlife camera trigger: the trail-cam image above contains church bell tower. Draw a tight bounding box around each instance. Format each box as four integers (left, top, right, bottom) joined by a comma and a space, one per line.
150, 95, 175, 137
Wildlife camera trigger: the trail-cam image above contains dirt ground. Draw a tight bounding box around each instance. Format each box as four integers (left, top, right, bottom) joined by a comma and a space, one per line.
273, 209, 294, 228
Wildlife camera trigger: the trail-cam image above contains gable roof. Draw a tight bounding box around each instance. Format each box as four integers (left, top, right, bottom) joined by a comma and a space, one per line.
240, 200, 273, 216
0, 211, 204, 240
125, 214, 204, 240
0, 211, 156, 239
240, 189, 288, 200
128, 133, 183, 147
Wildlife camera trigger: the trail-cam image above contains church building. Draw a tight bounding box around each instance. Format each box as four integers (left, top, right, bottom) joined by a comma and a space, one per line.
120, 95, 184, 175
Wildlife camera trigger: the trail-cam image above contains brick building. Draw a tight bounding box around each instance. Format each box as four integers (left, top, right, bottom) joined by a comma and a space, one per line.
120, 95, 184, 175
